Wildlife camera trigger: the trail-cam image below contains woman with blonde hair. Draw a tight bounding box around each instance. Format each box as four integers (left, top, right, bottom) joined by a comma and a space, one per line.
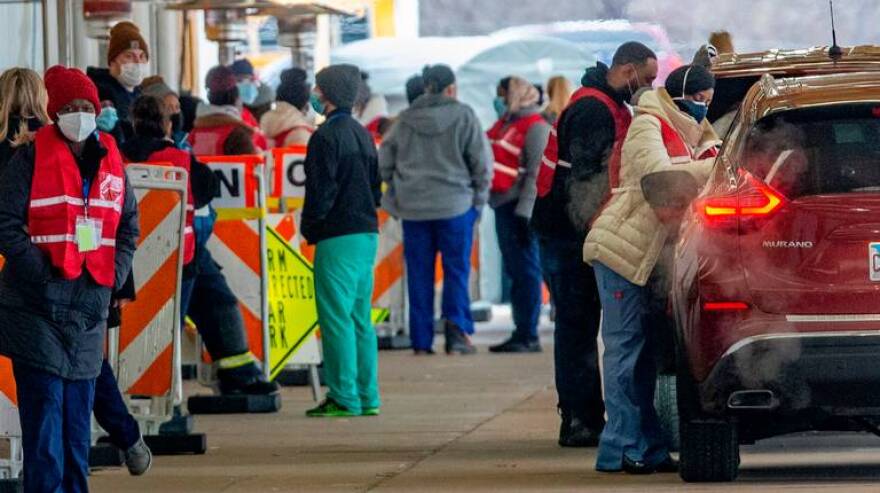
543, 75, 573, 124
0, 68, 50, 166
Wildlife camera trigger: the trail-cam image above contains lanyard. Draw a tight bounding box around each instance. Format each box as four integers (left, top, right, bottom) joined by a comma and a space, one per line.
82, 179, 91, 218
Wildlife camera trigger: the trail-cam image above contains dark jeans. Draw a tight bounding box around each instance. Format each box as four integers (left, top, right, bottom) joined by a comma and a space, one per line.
494, 202, 542, 342
538, 236, 604, 427
402, 208, 477, 351
14, 361, 95, 493
93, 359, 140, 451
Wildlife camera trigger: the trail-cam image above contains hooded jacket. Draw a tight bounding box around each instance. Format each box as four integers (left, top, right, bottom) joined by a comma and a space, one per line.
530, 63, 625, 243
583, 88, 720, 286
379, 93, 492, 221
260, 101, 314, 148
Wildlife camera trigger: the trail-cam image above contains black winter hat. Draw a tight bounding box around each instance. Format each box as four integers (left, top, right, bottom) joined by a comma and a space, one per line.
665, 64, 715, 98
405, 75, 425, 104
422, 64, 456, 94
277, 67, 311, 110
315, 64, 361, 109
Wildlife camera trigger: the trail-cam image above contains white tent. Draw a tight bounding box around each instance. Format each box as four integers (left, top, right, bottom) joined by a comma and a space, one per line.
331, 33, 594, 127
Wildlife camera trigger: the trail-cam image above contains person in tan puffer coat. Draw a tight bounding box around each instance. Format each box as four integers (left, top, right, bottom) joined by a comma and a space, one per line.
584, 64, 720, 474
260, 67, 315, 148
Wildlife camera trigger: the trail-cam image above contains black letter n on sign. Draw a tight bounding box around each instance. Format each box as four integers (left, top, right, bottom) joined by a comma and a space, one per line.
214, 169, 241, 198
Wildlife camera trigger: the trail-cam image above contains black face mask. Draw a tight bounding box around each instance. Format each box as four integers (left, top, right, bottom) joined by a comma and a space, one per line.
170, 113, 183, 134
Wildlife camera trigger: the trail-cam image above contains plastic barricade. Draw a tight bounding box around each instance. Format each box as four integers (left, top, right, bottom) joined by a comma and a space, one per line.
0, 351, 21, 484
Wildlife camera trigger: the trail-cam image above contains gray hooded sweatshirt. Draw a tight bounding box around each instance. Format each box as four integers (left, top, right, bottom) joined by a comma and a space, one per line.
379, 94, 492, 221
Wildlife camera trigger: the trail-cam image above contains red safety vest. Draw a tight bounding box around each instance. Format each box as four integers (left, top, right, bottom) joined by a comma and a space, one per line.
487, 113, 545, 194
272, 125, 314, 149
189, 121, 267, 157
535, 87, 632, 198
242, 108, 269, 151
655, 115, 719, 164
29, 127, 125, 288
146, 147, 196, 265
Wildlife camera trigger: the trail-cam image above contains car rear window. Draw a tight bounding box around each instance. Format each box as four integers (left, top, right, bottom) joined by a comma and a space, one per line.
742, 103, 880, 199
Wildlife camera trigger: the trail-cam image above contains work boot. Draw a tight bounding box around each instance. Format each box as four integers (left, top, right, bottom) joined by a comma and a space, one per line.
217, 363, 280, 395
558, 409, 601, 447
489, 337, 541, 353
444, 321, 476, 355
124, 437, 152, 476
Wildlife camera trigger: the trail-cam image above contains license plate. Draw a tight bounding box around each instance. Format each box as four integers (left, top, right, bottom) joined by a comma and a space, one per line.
870, 243, 880, 281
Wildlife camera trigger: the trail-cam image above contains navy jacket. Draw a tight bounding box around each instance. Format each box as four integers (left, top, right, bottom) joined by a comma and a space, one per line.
0, 131, 139, 379
87, 67, 140, 145
301, 109, 381, 244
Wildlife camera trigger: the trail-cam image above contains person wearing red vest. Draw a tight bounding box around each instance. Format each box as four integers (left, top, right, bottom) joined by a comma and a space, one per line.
0, 66, 139, 492
124, 95, 279, 397
529, 42, 658, 450
486, 76, 550, 353
585, 64, 720, 475
260, 67, 315, 149
189, 66, 261, 156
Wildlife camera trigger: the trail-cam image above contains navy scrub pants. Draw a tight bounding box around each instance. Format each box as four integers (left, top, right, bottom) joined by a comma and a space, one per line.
14, 361, 95, 493
493, 201, 542, 342
402, 208, 477, 351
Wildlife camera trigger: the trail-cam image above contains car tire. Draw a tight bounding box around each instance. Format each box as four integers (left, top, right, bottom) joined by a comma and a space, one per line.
654, 373, 679, 452
679, 419, 740, 482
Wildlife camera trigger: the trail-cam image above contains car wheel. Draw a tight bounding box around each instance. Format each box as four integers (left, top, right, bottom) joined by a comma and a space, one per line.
654, 373, 679, 452
679, 419, 740, 482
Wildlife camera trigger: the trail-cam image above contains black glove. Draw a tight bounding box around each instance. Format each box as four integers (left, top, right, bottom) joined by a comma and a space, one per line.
514, 215, 532, 246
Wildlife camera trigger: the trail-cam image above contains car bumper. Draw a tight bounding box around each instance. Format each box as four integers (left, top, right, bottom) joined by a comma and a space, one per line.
700, 331, 880, 416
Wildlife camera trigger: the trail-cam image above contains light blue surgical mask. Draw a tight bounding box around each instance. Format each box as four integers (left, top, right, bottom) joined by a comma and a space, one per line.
310, 93, 325, 115
493, 96, 508, 118
95, 106, 118, 132
237, 81, 259, 105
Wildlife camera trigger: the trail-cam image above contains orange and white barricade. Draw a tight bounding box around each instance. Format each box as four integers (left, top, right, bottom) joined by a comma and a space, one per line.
199, 155, 271, 383
0, 354, 21, 481
114, 164, 188, 435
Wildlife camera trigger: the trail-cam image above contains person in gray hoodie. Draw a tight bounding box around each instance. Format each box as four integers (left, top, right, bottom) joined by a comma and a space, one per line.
379, 64, 492, 355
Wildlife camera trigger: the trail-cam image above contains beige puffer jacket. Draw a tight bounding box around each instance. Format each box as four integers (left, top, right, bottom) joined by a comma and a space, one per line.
259, 101, 314, 148
583, 88, 720, 286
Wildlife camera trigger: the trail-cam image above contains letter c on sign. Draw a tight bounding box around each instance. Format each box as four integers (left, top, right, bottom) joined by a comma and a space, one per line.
286, 159, 307, 187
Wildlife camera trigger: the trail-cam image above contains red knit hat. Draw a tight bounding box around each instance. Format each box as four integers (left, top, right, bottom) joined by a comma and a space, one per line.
206, 65, 237, 95
44, 65, 101, 120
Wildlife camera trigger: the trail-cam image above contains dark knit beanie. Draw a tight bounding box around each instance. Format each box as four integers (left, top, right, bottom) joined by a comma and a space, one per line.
422, 64, 455, 94
277, 67, 311, 110
315, 64, 361, 109
107, 21, 149, 65
405, 75, 424, 104
206, 66, 237, 95
231, 59, 255, 77
665, 64, 715, 98
44, 65, 101, 120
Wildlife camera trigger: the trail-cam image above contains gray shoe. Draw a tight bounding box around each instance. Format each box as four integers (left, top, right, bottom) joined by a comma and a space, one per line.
125, 437, 152, 476
444, 321, 477, 355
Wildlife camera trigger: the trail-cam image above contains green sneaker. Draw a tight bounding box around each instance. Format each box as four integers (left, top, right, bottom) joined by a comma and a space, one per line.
361, 407, 381, 417
306, 399, 356, 418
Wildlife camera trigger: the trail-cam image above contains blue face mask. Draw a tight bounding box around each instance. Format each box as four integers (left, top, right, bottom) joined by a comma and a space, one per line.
493, 96, 508, 118
310, 93, 325, 115
237, 81, 259, 105
676, 99, 708, 122
95, 106, 118, 132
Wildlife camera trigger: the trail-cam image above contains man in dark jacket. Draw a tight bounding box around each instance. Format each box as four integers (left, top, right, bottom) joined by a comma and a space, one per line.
0, 66, 139, 493
379, 64, 492, 355
301, 64, 382, 418
530, 42, 657, 449
87, 21, 150, 144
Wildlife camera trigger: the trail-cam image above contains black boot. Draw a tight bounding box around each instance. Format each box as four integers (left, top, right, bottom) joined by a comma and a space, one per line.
217, 363, 280, 395
489, 337, 541, 353
444, 321, 476, 355
558, 409, 601, 447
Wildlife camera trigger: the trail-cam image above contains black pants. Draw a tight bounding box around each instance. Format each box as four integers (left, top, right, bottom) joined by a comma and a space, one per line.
539, 236, 604, 427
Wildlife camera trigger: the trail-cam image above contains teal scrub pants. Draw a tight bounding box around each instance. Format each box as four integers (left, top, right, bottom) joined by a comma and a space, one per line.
314, 233, 380, 413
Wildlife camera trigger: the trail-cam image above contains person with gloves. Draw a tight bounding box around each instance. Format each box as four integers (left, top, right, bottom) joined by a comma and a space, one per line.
87, 21, 150, 144
486, 76, 550, 353
260, 67, 314, 148
0, 65, 139, 492
379, 64, 492, 356
584, 64, 720, 475
301, 64, 382, 418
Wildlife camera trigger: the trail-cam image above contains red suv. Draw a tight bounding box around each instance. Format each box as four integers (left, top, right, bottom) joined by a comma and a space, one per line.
665, 67, 880, 482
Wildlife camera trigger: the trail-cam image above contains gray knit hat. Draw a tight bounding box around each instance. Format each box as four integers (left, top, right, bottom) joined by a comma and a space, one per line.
141, 75, 176, 99
315, 64, 361, 109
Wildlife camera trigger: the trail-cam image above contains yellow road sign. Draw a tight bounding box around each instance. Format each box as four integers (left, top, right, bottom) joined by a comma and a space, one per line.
266, 226, 319, 380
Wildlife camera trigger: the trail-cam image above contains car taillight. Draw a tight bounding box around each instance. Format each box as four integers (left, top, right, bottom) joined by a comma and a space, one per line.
695, 170, 786, 229
703, 301, 749, 311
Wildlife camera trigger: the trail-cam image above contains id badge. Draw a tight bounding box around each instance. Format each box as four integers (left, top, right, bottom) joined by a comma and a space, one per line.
75, 216, 102, 252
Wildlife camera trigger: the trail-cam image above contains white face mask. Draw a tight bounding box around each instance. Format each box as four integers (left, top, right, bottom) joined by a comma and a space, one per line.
57, 112, 96, 143
118, 62, 149, 88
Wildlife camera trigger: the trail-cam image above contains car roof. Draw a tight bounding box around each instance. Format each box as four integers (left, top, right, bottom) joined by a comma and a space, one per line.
712, 45, 880, 79
743, 71, 880, 122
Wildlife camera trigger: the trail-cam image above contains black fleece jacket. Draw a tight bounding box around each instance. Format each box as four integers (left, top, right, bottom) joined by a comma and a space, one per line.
301, 109, 381, 244
531, 62, 626, 243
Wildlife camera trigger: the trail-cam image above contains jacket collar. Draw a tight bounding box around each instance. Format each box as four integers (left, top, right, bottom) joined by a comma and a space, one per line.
635, 88, 719, 149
